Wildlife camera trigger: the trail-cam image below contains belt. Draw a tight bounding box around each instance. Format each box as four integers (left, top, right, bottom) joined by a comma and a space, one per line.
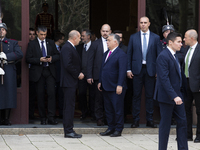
142, 64, 146, 68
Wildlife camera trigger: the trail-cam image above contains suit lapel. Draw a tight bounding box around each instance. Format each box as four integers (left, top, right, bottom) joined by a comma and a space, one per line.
189, 44, 199, 67
99, 38, 104, 54
167, 49, 181, 79
35, 39, 42, 56
105, 47, 118, 64
103, 50, 109, 66
147, 32, 152, 53
138, 31, 142, 55
46, 39, 49, 55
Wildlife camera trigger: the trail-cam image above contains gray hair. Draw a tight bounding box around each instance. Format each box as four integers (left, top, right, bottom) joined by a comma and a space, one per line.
82, 29, 91, 37
109, 33, 120, 44
37, 25, 47, 32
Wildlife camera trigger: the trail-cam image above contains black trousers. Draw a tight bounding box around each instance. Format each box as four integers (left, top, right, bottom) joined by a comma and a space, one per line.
185, 78, 200, 138
132, 67, 155, 122
78, 78, 95, 118
35, 67, 56, 120
124, 77, 133, 117
56, 82, 64, 116
94, 80, 104, 120
29, 81, 37, 118
62, 87, 76, 134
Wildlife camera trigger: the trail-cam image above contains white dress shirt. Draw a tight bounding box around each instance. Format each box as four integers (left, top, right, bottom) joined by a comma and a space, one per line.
184, 42, 198, 77
84, 40, 91, 51
184, 42, 197, 67
102, 37, 108, 53
105, 47, 117, 62
38, 38, 48, 66
167, 46, 180, 69
68, 40, 75, 48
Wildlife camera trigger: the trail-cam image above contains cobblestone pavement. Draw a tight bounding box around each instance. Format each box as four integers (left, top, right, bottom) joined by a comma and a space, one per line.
0, 134, 199, 150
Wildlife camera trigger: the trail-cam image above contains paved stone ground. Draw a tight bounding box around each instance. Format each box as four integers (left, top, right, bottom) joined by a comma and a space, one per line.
0, 134, 199, 150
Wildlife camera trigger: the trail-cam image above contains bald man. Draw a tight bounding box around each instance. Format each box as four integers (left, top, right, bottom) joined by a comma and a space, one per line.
60, 30, 84, 138
127, 16, 162, 128
183, 29, 200, 143
87, 24, 112, 126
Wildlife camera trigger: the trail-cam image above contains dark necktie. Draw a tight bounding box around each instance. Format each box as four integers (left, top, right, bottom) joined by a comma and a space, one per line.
84, 44, 87, 51
174, 54, 182, 87
41, 41, 47, 67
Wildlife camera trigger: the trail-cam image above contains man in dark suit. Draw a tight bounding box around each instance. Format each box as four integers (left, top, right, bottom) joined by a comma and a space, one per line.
154, 32, 188, 150
60, 30, 84, 138
76, 29, 95, 120
98, 34, 127, 137
54, 32, 65, 119
127, 16, 162, 128
26, 25, 59, 125
113, 30, 127, 53
114, 30, 133, 121
87, 24, 112, 126
183, 29, 200, 143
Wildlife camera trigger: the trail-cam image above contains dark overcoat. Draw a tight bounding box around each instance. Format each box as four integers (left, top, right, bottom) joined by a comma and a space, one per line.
0, 37, 23, 109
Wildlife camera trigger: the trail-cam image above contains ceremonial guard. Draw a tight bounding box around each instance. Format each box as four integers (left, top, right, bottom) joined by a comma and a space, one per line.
35, 1, 54, 38
0, 22, 23, 125
161, 25, 175, 49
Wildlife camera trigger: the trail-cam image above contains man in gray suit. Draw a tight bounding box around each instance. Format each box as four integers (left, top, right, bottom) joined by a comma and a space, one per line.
183, 29, 200, 143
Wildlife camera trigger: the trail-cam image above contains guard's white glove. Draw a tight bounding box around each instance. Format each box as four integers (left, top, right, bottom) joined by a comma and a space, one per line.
0, 52, 7, 60
0, 67, 5, 75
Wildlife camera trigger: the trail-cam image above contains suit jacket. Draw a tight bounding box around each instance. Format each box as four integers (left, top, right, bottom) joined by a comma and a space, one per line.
76, 42, 93, 62
60, 41, 81, 88
26, 38, 60, 82
183, 43, 200, 92
154, 48, 184, 104
127, 31, 162, 76
119, 42, 128, 53
99, 47, 127, 91
87, 38, 104, 80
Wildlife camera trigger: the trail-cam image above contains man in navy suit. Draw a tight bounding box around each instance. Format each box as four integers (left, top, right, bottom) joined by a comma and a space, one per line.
127, 16, 162, 128
60, 30, 84, 138
154, 32, 188, 150
87, 24, 112, 126
98, 34, 127, 137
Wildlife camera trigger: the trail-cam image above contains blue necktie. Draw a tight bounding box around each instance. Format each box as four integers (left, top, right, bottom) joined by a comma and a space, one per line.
84, 44, 87, 51
143, 33, 147, 60
41, 41, 47, 67
174, 54, 182, 87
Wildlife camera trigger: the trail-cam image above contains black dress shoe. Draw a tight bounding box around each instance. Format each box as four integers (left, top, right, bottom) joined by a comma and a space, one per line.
65, 132, 82, 138
146, 121, 157, 128
41, 120, 46, 125
131, 121, 139, 128
48, 119, 58, 125
194, 137, 200, 143
110, 131, 122, 137
187, 138, 193, 141
100, 129, 114, 136
97, 119, 104, 126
